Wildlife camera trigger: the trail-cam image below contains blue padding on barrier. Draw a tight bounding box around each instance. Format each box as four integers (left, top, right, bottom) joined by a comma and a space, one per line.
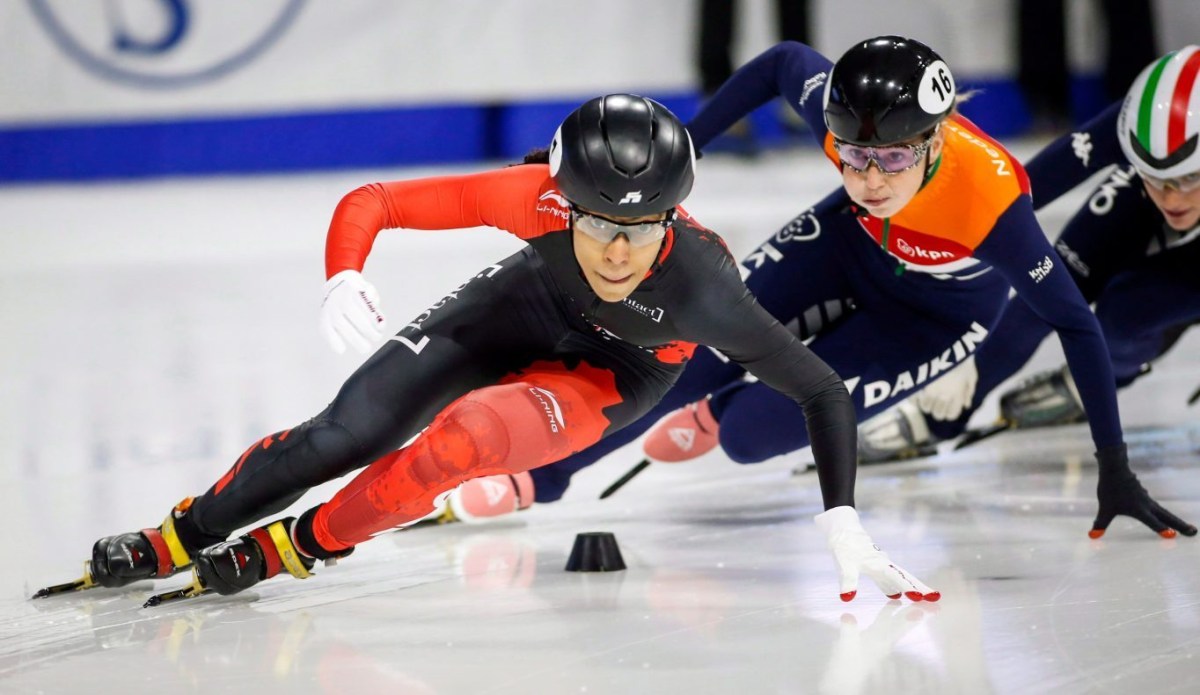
954, 78, 1033, 138
0, 105, 489, 182
953, 75, 1109, 140
0, 77, 1116, 184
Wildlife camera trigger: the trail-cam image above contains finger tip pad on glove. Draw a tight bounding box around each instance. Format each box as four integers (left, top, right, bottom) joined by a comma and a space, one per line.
839, 591, 857, 602
1088, 528, 1105, 539
1159, 529, 1177, 539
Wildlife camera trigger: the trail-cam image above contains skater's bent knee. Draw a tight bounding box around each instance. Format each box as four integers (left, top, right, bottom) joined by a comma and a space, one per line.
409, 383, 579, 486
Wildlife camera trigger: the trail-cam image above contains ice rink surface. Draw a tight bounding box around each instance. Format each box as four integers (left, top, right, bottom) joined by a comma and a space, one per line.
2, 143, 1198, 694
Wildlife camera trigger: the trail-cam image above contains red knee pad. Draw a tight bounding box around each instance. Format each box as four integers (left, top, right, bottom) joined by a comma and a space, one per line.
409, 382, 579, 484
316, 365, 621, 549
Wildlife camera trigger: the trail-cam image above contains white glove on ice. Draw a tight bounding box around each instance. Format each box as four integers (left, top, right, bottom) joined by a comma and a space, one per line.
913, 354, 978, 421
319, 269, 387, 354
814, 506, 938, 602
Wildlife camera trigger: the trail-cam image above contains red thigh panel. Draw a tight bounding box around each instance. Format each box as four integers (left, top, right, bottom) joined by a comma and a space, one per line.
311, 361, 622, 550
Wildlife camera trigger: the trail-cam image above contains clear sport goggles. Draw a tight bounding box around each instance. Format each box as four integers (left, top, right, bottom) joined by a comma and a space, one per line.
1139, 169, 1200, 193
571, 208, 673, 247
833, 133, 935, 174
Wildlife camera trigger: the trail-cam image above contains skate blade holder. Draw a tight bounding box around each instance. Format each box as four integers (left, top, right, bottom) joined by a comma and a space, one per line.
31, 561, 98, 599
144, 571, 209, 608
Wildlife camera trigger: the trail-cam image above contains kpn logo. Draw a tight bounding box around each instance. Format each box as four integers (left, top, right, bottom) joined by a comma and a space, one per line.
29, 0, 306, 88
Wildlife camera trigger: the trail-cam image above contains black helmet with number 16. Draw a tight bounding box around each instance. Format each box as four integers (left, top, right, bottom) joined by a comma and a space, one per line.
824, 36, 957, 146
549, 94, 696, 218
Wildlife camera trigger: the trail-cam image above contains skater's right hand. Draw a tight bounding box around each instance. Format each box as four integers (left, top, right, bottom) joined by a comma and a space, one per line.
320, 269, 387, 354
814, 506, 939, 603
1090, 445, 1197, 539
914, 355, 977, 421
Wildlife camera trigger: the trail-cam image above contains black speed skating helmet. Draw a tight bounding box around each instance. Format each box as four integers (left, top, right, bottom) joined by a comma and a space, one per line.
550, 94, 695, 217
824, 36, 956, 146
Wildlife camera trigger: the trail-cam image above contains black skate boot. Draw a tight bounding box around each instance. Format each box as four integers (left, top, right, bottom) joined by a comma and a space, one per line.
147, 519, 317, 605
999, 365, 1085, 428
90, 498, 199, 588
33, 498, 198, 598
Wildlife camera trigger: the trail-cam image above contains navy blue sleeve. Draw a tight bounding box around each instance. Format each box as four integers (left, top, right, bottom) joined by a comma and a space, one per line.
1026, 101, 1126, 210
969, 296, 1054, 404
687, 41, 834, 151
973, 197, 1123, 449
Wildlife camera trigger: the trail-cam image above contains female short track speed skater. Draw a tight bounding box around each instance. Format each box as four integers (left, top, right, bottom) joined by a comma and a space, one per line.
35, 95, 936, 605
520, 37, 1195, 541
864, 47, 1200, 460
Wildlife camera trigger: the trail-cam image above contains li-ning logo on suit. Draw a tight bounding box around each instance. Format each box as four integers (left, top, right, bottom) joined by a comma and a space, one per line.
528, 387, 565, 433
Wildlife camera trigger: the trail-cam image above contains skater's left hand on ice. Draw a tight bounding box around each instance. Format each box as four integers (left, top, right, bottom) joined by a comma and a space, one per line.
815, 506, 939, 603
914, 355, 977, 421
1090, 445, 1197, 539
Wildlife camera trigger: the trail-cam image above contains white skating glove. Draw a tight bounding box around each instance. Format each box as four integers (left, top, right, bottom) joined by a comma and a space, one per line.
914, 354, 978, 421
814, 506, 939, 602
319, 269, 387, 354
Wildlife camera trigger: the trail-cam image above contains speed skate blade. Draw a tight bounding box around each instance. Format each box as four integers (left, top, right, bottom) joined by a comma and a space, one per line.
144, 573, 208, 608
599, 459, 651, 500
953, 421, 1013, 451
31, 562, 97, 599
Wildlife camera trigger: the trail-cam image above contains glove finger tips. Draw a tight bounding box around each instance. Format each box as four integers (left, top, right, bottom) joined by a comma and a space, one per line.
839, 590, 857, 602
882, 564, 933, 600
1153, 506, 1197, 536
1133, 509, 1170, 536
1091, 510, 1116, 533
837, 572, 859, 601
906, 576, 935, 596
872, 569, 906, 597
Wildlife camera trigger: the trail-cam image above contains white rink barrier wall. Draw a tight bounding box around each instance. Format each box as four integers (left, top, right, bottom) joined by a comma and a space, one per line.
2, 0, 1196, 181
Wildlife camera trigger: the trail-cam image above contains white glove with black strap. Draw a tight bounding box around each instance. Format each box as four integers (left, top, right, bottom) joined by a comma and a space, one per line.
319, 269, 387, 354
914, 354, 978, 421
814, 506, 939, 602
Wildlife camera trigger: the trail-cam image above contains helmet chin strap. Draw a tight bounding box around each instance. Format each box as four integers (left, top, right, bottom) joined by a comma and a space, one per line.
919, 125, 944, 185
920, 150, 943, 190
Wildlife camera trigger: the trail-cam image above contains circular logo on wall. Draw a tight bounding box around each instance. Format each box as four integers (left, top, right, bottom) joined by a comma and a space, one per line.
28, 0, 306, 89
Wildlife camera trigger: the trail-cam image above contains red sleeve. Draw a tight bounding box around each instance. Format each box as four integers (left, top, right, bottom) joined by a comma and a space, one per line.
324, 164, 554, 278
